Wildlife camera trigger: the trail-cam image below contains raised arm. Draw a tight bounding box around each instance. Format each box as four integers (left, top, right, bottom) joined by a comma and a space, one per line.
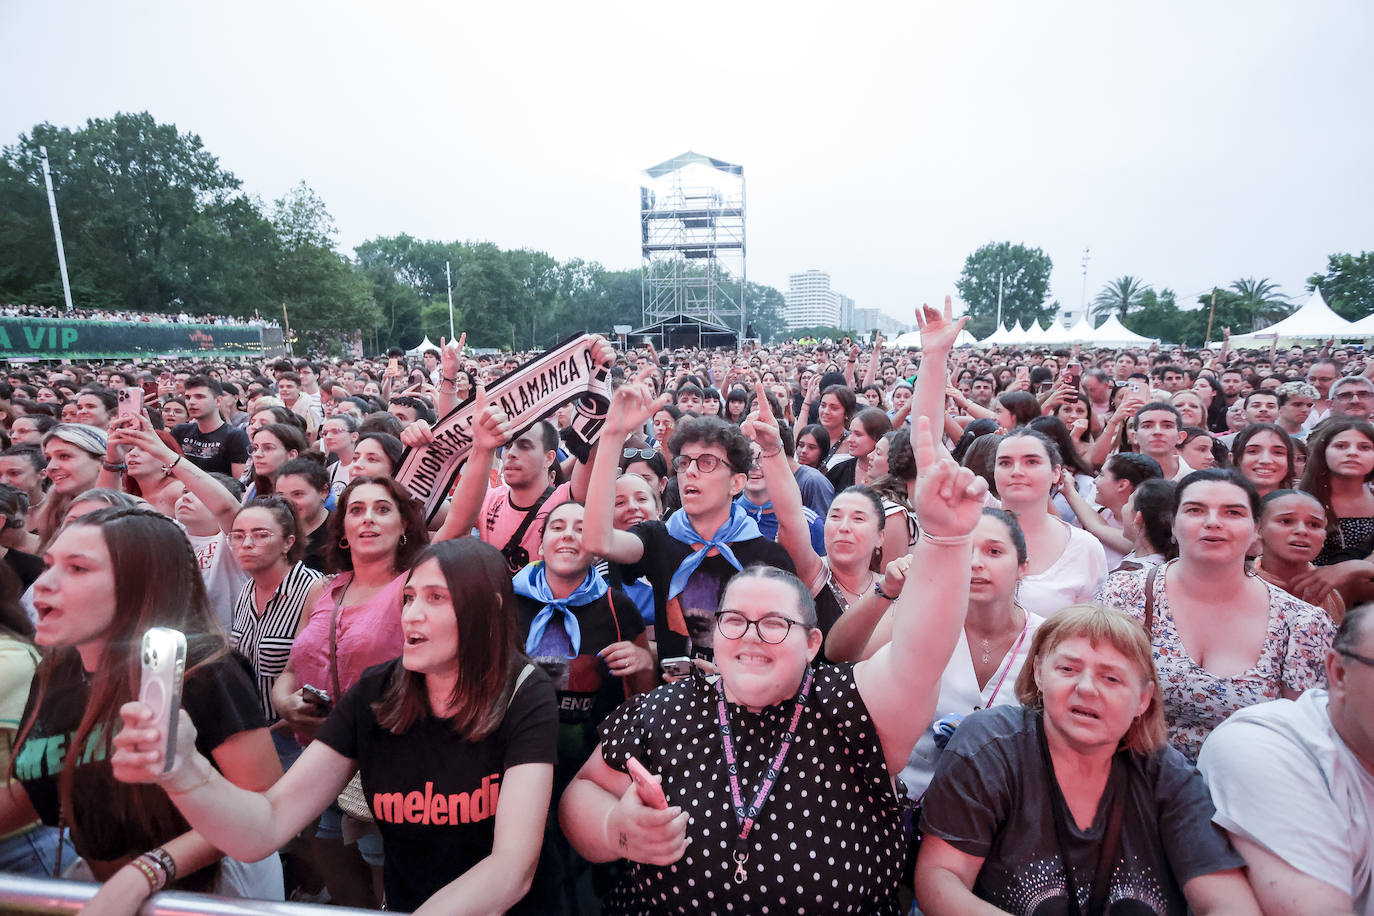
430, 387, 513, 543
862, 336, 883, 387
910, 299, 968, 462
854, 416, 982, 775
435, 333, 467, 419
566, 337, 618, 503
108, 415, 238, 534
742, 384, 823, 585
791, 374, 821, 446
581, 373, 667, 564
824, 554, 909, 662
1057, 468, 1132, 556
112, 706, 352, 863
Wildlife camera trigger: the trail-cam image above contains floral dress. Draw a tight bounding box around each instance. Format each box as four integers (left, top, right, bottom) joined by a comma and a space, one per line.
1095, 562, 1335, 761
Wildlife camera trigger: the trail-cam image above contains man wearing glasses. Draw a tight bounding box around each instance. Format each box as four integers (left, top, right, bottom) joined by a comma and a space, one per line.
1328, 376, 1374, 424
583, 382, 794, 666
1198, 603, 1374, 915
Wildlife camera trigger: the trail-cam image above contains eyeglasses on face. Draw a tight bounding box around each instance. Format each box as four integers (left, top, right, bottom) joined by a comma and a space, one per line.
623, 447, 658, 461
672, 453, 728, 474
229, 529, 280, 546
714, 610, 806, 644
1337, 648, 1374, 668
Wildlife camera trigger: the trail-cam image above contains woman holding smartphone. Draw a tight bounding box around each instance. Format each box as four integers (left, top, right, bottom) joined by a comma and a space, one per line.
4, 506, 281, 909
112, 539, 557, 916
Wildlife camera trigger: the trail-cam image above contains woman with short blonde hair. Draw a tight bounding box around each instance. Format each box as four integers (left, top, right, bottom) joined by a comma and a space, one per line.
916, 603, 1258, 916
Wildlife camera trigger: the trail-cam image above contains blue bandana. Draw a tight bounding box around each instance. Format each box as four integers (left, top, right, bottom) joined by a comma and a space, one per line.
664, 504, 762, 601
512, 562, 608, 658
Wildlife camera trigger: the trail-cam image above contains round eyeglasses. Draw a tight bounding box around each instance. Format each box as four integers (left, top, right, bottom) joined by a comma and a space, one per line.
714, 610, 806, 644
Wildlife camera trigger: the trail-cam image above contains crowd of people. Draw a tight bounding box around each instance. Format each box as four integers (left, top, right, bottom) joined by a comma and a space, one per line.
0, 312, 1364, 915
0, 303, 279, 327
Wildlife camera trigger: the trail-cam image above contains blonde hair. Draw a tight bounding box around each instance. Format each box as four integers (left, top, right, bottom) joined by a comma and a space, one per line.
1014, 603, 1168, 755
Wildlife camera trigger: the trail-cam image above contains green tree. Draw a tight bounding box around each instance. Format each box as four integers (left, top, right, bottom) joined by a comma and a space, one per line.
0, 112, 275, 315
1228, 277, 1292, 330
743, 281, 787, 342
1307, 252, 1374, 320
271, 183, 380, 338
1123, 288, 1195, 343
955, 242, 1055, 339
1091, 276, 1151, 322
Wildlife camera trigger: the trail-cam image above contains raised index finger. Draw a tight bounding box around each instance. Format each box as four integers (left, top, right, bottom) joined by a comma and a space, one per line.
752, 382, 775, 424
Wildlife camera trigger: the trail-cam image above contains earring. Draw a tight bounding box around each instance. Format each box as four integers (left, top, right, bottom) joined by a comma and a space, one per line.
338, 537, 349, 550
399, 534, 408, 547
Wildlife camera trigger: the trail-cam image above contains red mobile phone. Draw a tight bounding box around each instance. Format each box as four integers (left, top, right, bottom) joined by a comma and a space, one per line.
626, 756, 668, 809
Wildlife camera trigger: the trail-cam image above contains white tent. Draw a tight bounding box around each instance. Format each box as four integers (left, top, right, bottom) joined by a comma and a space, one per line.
1093, 315, 1159, 347
1346, 312, 1374, 336
405, 336, 440, 357
1060, 314, 1098, 344
1004, 319, 1028, 345
1229, 289, 1359, 348
977, 324, 1008, 345
891, 328, 979, 349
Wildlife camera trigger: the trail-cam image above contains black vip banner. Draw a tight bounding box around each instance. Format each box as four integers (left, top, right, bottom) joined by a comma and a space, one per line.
0, 316, 264, 360
394, 334, 613, 523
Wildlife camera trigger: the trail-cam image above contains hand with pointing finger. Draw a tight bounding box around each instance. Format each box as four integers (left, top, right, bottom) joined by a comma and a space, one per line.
911, 416, 986, 539
915, 296, 967, 354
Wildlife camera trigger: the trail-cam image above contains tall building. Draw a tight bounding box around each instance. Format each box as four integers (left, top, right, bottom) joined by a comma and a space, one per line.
853, 308, 910, 338
786, 270, 848, 328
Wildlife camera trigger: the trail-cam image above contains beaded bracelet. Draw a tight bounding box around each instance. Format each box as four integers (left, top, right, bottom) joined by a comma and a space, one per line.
129, 855, 165, 892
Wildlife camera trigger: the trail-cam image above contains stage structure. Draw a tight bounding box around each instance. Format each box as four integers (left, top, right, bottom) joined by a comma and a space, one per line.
636, 152, 746, 349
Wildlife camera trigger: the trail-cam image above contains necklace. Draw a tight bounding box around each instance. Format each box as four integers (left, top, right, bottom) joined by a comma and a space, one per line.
831, 569, 875, 610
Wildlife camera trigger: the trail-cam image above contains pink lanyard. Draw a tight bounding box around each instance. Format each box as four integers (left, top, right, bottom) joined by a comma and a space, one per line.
715, 667, 814, 884
975, 621, 1029, 711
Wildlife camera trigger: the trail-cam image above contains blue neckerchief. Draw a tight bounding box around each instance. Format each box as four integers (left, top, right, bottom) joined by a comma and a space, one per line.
512, 562, 607, 658
664, 504, 761, 600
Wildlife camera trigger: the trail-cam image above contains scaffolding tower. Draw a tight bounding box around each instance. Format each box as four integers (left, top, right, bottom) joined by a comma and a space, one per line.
639, 152, 746, 347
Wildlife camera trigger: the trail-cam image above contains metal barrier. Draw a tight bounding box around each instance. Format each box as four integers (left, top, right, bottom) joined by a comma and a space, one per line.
0, 873, 381, 914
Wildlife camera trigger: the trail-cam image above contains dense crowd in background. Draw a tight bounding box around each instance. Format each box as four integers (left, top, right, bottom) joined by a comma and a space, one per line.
0, 310, 1366, 915
0, 303, 279, 326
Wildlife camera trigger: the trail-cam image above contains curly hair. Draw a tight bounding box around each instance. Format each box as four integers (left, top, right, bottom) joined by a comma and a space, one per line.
668, 416, 753, 476
326, 476, 430, 574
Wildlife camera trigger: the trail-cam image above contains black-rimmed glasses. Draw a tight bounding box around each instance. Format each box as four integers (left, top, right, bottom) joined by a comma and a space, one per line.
714, 610, 807, 644
1338, 648, 1374, 668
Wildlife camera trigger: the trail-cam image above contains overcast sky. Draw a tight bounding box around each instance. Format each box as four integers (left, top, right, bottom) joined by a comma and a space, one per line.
3, 1, 1371, 325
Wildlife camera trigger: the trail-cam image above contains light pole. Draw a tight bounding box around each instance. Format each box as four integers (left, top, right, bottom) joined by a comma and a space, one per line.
38, 147, 75, 313
1080, 247, 1091, 314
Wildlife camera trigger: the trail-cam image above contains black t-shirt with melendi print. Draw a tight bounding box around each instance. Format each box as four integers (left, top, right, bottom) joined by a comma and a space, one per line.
13, 651, 264, 889
314, 658, 558, 914
514, 589, 643, 783
171, 421, 250, 476
620, 519, 795, 661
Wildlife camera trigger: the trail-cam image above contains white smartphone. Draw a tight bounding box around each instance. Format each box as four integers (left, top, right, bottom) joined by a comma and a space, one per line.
140, 627, 187, 775
116, 386, 144, 420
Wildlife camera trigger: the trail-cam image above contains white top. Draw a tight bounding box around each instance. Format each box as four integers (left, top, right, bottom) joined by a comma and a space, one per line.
1017, 522, 1108, 619
899, 610, 1045, 800
188, 531, 250, 630
1198, 690, 1372, 914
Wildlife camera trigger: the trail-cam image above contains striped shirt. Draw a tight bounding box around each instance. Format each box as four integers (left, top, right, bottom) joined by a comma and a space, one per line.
231, 563, 324, 722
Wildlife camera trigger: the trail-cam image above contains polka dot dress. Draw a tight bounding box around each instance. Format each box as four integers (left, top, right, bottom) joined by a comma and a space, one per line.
598, 664, 904, 914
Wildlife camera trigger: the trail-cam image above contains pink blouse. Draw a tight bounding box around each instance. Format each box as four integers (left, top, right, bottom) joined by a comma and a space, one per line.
289, 572, 406, 744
